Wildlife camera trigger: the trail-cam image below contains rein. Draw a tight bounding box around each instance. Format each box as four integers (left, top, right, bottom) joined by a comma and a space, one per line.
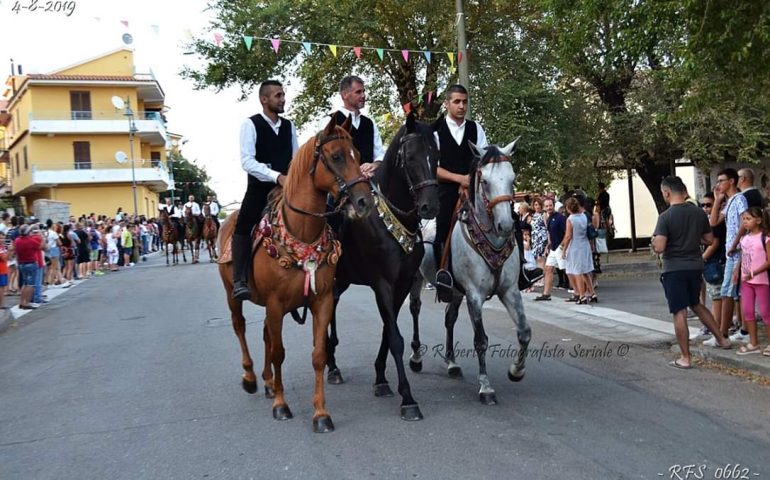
474, 154, 515, 233
284, 132, 369, 218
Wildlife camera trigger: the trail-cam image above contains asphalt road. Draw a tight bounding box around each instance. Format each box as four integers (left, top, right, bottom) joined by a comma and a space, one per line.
1, 254, 768, 480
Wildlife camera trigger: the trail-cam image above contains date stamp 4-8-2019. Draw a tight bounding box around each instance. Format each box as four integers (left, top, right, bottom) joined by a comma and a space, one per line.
11, 0, 77, 16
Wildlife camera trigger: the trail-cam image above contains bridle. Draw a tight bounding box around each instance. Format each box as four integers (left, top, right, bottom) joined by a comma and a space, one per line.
475, 154, 515, 233
374, 132, 438, 218
284, 132, 369, 218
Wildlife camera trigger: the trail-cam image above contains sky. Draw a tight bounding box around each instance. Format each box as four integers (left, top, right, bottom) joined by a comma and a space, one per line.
0, 0, 326, 206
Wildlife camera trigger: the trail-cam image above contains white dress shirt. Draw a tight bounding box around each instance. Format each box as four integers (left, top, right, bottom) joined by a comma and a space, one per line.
208, 201, 220, 216
317, 107, 385, 161
240, 112, 299, 183
184, 201, 201, 216
434, 116, 488, 151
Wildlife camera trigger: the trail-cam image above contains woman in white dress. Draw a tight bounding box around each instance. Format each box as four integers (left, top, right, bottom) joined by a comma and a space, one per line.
561, 197, 595, 304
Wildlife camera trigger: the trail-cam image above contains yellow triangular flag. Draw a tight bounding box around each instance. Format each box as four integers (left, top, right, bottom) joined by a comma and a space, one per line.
329, 44, 337, 57
447, 52, 455, 68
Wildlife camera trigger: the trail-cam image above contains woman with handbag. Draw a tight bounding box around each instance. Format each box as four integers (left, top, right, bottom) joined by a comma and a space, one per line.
698, 193, 726, 339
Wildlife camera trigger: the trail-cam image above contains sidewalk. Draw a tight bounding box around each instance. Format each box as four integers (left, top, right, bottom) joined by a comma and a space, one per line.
521, 249, 770, 378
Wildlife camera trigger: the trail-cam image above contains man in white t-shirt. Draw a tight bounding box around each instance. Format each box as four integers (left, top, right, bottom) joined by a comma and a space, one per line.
204, 195, 220, 229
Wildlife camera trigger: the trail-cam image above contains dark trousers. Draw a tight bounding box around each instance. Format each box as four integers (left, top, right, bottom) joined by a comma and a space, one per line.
436, 184, 460, 246
235, 184, 274, 237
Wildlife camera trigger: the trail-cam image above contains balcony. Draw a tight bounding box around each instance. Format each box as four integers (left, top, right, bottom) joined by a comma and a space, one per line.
28, 110, 168, 146
19, 160, 173, 194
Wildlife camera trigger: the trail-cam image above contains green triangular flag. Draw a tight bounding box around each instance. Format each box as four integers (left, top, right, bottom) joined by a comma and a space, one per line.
242, 36, 253, 50
376, 48, 384, 61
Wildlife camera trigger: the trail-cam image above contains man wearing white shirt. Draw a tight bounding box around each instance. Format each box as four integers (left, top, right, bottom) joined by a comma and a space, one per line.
183, 195, 202, 216
205, 195, 220, 229
232, 80, 299, 301
320, 75, 385, 179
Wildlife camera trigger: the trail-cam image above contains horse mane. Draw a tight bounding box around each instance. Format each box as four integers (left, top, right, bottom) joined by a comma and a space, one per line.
468, 144, 503, 204
375, 119, 437, 184
275, 125, 354, 211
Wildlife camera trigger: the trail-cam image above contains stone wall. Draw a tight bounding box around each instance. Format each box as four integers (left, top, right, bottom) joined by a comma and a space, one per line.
32, 199, 70, 224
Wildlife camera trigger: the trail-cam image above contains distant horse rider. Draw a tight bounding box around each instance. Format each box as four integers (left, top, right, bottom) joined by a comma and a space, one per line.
231, 80, 299, 301
159, 197, 182, 232
205, 195, 220, 230
184, 194, 203, 228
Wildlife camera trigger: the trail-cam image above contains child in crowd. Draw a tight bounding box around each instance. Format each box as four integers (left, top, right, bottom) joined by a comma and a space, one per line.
521, 223, 537, 293
732, 207, 770, 356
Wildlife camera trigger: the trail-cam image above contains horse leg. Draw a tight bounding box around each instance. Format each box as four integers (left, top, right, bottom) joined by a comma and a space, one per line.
180, 240, 187, 263
265, 300, 292, 421
372, 322, 393, 396
445, 296, 464, 378
326, 283, 348, 385
262, 322, 275, 398
466, 292, 495, 405
227, 294, 257, 394
374, 283, 423, 421
165, 243, 170, 266
500, 287, 531, 382
408, 272, 424, 372
310, 294, 335, 433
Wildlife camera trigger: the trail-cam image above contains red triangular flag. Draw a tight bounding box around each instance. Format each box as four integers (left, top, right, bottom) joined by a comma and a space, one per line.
214, 33, 224, 47
427, 91, 434, 104
401, 50, 409, 62
403, 102, 412, 114
353, 47, 362, 59
458, 51, 463, 64
120, 20, 129, 28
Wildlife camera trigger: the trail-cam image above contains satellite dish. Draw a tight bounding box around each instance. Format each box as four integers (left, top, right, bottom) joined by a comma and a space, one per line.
115, 151, 128, 164
122, 33, 133, 45
111, 96, 125, 110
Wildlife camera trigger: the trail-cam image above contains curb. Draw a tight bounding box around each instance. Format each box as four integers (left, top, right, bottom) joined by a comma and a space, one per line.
671, 344, 770, 378
0, 309, 13, 334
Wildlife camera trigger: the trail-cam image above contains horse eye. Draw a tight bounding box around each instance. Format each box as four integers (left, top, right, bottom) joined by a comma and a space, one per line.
331, 153, 343, 163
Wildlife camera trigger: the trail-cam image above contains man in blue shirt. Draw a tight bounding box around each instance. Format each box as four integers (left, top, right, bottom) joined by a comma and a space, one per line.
535, 199, 567, 301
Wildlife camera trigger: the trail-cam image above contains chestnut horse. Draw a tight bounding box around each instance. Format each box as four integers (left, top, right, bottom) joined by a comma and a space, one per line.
218, 117, 373, 433
202, 204, 218, 262
184, 206, 203, 264
159, 209, 186, 265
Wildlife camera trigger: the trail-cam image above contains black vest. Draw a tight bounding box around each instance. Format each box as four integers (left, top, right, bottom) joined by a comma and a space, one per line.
435, 118, 478, 176
333, 111, 374, 164
742, 188, 766, 209
249, 114, 293, 188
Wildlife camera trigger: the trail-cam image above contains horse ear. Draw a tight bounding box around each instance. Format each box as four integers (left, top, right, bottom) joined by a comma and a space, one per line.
339, 113, 353, 132
468, 140, 485, 159
500, 136, 521, 157
406, 111, 415, 133
323, 114, 337, 136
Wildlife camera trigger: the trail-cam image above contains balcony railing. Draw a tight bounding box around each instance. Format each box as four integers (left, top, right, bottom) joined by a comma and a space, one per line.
30, 110, 165, 122
38, 160, 169, 170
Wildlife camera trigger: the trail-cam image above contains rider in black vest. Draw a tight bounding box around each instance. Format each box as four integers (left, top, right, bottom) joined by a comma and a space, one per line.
231, 80, 298, 301
433, 85, 543, 302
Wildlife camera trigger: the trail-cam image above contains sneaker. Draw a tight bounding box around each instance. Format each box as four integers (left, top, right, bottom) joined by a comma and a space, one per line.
728, 330, 750, 343
703, 336, 727, 347
129, 262, 135, 267
27, 303, 41, 308
689, 326, 710, 340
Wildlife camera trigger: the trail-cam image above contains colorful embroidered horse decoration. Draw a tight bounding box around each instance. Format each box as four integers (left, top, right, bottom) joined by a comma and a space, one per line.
217, 116, 373, 433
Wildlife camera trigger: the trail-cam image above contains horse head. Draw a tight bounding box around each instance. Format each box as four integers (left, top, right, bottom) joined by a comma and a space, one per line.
203, 204, 211, 217
468, 137, 520, 237
313, 115, 374, 219
386, 112, 439, 219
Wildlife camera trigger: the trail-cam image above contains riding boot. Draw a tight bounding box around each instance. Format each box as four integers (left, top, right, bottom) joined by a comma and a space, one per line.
231, 233, 253, 301
434, 242, 454, 302
515, 219, 544, 291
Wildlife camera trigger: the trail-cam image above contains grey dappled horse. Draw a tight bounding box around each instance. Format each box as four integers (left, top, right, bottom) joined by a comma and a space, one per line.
410, 139, 531, 405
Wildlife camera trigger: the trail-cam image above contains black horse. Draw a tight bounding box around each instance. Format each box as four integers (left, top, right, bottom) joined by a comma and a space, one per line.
326, 112, 439, 421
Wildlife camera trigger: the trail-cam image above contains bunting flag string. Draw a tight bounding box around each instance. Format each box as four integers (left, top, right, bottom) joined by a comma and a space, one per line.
235, 34, 462, 64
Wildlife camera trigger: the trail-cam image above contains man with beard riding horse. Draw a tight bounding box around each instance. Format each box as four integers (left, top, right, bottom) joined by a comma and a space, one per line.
432, 84, 543, 302
231, 80, 299, 301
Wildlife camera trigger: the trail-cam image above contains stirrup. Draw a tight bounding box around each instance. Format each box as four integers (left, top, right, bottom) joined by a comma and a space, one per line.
435, 269, 454, 290
524, 267, 544, 284
232, 281, 251, 301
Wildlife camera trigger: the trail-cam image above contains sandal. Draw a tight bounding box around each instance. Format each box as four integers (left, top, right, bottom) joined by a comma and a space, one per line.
590, 294, 598, 303
668, 359, 692, 370
565, 295, 579, 302
534, 294, 551, 301
737, 344, 761, 356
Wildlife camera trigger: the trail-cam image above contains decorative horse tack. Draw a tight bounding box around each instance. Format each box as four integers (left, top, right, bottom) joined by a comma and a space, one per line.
461, 203, 514, 293
258, 210, 341, 296
372, 186, 417, 254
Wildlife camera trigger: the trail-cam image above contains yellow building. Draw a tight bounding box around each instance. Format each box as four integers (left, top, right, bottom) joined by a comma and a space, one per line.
0, 100, 10, 198
2, 48, 174, 218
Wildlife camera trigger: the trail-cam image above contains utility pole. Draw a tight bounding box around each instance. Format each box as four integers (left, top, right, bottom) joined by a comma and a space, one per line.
455, 0, 470, 117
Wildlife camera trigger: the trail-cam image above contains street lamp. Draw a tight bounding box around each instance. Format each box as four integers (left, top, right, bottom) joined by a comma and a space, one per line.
112, 96, 139, 218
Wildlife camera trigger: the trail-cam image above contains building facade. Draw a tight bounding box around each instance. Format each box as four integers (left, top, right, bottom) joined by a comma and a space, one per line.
2, 48, 174, 218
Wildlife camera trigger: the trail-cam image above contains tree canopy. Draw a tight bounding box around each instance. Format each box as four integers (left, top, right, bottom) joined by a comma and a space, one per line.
184, 0, 770, 212
159, 150, 217, 205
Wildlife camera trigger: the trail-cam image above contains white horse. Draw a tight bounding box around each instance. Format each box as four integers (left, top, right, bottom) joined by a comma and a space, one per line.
411, 139, 530, 405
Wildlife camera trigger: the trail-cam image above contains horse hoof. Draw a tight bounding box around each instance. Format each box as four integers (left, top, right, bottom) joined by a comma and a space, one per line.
448, 365, 463, 378
264, 386, 275, 399
409, 359, 423, 373
272, 405, 293, 420
479, 392, 498, 405
327, 369, 345, 385
400, 404, 424, 421
313, 415, 335, 433
241, 378, 257, 394
508, 369, 526, 382
373, 383, 394, 397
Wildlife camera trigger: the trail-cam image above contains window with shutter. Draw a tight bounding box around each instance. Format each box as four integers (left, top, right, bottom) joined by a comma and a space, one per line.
74, 141, 91, 169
